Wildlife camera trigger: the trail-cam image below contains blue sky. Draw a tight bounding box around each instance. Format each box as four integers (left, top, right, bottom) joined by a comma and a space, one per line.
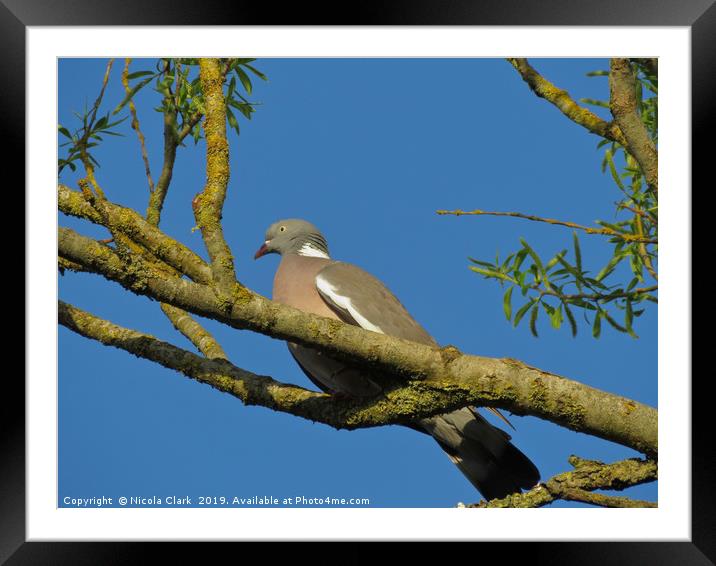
58, 57, 657, 508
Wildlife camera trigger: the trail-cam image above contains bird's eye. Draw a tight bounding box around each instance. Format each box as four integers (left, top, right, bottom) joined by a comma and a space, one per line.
279, 226, 286, 232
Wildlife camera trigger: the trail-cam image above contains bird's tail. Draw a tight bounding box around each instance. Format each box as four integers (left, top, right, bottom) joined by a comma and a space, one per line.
419, 407, 540, 501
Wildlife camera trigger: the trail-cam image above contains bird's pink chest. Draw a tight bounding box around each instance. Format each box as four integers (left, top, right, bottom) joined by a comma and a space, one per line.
273, 256, 338, 319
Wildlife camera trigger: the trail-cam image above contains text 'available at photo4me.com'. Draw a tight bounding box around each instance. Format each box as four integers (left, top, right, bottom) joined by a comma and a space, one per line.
61, 494, 372, 508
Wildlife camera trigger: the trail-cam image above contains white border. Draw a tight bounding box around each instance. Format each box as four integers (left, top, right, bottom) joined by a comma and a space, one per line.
29, 26, 690, 541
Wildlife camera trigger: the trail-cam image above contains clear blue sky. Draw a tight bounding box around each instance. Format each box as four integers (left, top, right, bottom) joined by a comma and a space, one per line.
58, 58, 657, 508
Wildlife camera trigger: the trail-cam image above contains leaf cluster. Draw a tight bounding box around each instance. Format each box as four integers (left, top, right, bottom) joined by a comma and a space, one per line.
468, 60, 658, 338
58, 58, 267, 174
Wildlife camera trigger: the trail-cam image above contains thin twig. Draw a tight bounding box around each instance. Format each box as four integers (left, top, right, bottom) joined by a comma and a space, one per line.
122, 58, 154, 194
560, 487, 657, 508
146, 59, 178, 226
78, 58, 115, 199
436, 209, 657, 244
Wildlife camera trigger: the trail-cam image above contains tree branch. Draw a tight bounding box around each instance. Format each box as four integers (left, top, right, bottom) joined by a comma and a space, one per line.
471, 455, 657, 508
59, 184, 212, 284
58, 300, 491, 429
58, 226, 658, 457
77, 58, 115, 199
507, 58, 628, 147
122, 58, 155, 194
194, 58, 235, 291
436, 208, 657, 244
609, 58, 659, 194
146, 59, 179, 226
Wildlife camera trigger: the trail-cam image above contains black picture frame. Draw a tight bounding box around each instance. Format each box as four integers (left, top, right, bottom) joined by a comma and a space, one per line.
11, 0, 709, 562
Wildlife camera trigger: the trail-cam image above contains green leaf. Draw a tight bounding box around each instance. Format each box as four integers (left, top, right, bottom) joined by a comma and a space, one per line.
235, 67, 253, 95
586, 70, 609, 77
513, 299, 535, 327
503, 287, 513, 321
227, 76, 237, 99
573, 231, 582, 272
242, 63, 268, 81
595, 254, 625, 282
520, 238, 544, 275
469, 266, 513, 282
603, 310, 628, 333
592, 310, 603, 338
468, 257, 496, 268
512, 248, 528, 272
547, 303, 563, 329
94, 114, 108, 130
126, 70, 155, 80
58, 125, 72, 139
625, 299, 638, 338
563, 302, 578, 337
113, 76, 154, 115
626, 277, 640, 292
529, 303, 539, 337
604, 149, 625, 190
225, 106, 240, 136
545, 250, 567, 271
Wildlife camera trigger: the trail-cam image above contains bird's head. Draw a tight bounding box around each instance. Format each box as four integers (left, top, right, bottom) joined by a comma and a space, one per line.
254, 218, 330, 260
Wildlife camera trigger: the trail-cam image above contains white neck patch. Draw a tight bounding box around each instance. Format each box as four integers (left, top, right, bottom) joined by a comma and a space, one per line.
297, 243, 330, 259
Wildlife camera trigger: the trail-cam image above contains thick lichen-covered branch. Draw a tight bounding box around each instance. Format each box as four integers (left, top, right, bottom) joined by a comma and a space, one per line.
58, 300, 485, 429
507, 58, 628, 147
471, 455, 657, 508
58, 226, 658, 457
59, 184, 211, 284
609, 58, 659, 193
194, 58, 235, 291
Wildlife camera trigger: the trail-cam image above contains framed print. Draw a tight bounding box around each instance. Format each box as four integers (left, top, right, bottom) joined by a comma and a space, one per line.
11, 0, 710, 561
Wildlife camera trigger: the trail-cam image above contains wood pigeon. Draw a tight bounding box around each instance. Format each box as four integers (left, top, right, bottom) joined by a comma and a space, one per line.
254, 218, 540, 500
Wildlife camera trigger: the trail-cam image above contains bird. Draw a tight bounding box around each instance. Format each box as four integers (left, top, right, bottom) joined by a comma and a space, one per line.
254, 218, 540, 500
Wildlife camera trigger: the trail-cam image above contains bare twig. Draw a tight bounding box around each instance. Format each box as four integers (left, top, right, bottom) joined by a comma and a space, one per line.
78, 58, 115, 198
146, 59, 178, 226
122, 58, 155, 194
436, 208, 657, 244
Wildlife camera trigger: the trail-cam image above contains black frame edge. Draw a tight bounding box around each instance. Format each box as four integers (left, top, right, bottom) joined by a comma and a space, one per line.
11, 0, 712, 562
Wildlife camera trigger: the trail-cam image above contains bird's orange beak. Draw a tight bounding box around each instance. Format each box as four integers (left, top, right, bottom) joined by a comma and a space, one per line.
254, 242, 269, 260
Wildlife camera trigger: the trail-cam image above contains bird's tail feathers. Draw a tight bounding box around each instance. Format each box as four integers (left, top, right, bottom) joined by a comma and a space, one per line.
420, 408, 540, 501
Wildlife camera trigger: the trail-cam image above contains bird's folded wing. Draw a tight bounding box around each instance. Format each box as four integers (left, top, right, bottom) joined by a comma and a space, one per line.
314, 261, 437, 346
